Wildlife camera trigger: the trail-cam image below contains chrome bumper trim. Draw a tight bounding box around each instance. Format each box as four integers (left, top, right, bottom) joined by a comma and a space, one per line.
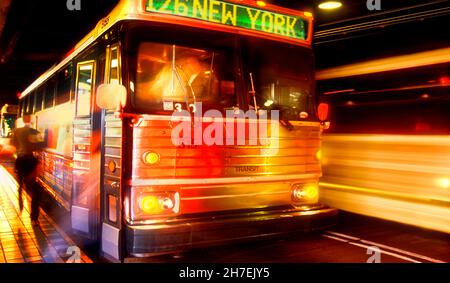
128, 173, 321, 187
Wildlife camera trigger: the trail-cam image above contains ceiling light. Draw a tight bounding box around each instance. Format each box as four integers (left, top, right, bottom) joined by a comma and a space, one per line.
318, 1, 343, 10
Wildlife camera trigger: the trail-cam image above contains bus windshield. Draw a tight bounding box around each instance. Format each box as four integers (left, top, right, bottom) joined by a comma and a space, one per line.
133, 35, 315, 120
241, 38, 315, 120
135, 42, 236, 113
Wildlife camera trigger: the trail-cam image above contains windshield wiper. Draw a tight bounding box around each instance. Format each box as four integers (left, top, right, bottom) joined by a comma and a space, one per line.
206, 52, 215, 100
173, 64, 197, 113
170, 45, 196, 113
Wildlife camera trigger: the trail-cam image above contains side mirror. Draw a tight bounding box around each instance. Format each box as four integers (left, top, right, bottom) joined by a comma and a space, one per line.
96, 83, 127, 111
317, 103, 329, 121
317, 103, 331, 130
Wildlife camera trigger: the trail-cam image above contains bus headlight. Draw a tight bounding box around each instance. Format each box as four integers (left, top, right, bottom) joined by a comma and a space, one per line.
137, 191, 179, 215
292, 183, 319, 203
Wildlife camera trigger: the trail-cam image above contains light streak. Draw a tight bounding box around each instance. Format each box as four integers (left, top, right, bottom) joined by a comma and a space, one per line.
316, 47, 450, 80
320, 134, 450, 234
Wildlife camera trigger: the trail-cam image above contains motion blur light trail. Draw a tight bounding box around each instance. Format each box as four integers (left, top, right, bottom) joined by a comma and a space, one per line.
316, 47, 450, 81
319, 134, 450, 234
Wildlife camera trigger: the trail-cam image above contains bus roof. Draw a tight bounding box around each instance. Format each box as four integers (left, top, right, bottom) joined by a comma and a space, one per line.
20, 0, 313, 99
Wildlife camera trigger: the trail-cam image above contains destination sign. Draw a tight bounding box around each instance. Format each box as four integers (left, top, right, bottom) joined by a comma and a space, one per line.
145, 0, 308, 41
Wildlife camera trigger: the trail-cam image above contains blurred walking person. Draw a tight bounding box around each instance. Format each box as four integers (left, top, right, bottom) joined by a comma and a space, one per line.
10, 114, 46, 224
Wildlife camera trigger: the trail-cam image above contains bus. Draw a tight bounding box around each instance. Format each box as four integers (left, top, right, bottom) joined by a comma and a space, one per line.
17, 0, 337, 261
316, 48, 450, 233
1, 104, 18, 137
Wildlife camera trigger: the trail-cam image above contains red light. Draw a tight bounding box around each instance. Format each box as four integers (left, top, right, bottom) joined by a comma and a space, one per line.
16, 92, 21, 98
65, 47, 75, 58
317, 103, 329, 121
439, 76, 449, 85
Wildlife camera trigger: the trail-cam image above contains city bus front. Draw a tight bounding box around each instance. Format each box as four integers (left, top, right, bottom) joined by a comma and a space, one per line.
104, 1, 338, 258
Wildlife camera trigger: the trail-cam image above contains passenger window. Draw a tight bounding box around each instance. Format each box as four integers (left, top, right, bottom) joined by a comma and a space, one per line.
35, 87, 44, 112
56, 64, 72, 105
44, 79, 56, 109
29, 93, 35, 114
24, 95, 30, 114
108, 46, 120, 84
76, 62, 94, 116
22, 97, 27, 116
18, 101, 22, 117
19, 99, 25, 117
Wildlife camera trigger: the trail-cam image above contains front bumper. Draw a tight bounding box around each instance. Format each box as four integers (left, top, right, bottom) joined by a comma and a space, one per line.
126, 206, 338, 257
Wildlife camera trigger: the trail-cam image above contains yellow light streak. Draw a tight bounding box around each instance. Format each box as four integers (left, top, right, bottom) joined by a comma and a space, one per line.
320, 134, 450, 234
316, 47, 450, 80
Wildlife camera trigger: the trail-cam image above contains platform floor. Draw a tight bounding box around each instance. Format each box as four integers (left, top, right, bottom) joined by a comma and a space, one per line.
0, 164, 92, 263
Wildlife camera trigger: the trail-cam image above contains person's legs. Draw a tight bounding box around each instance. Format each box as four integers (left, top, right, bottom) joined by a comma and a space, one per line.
18, 176, 24, 212
15, 157, 25, 212
30, 183, 41, 222
24, 157, 40, 223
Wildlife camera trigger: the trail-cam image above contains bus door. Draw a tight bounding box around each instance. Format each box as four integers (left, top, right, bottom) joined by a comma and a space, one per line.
100, 45, 123, 261
71, 60, 102, 240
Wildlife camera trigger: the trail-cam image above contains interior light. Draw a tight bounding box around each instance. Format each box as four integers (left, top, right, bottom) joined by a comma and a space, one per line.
264, 100, 274, 107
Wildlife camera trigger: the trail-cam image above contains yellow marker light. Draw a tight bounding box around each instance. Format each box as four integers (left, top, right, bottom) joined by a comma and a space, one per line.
108, 160, 117, 173
256, 1, 266, 7
315, 149, 322, 161
140, 195, 162, 214
143, 151, 160, 165
304, 11, 313, 18
318, 1, 343, 10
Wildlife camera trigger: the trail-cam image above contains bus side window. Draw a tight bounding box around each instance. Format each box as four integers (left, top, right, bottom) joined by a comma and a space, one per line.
35, 87, 43, 112
18, 99, 23, 117
56, 65, 72, 105
24, 95, 30, 115
75, 62, 95, 117
29, 92, 36, 114
21, 99, 26, 116
107, 45, 120, 84
45, 77, 56, 109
